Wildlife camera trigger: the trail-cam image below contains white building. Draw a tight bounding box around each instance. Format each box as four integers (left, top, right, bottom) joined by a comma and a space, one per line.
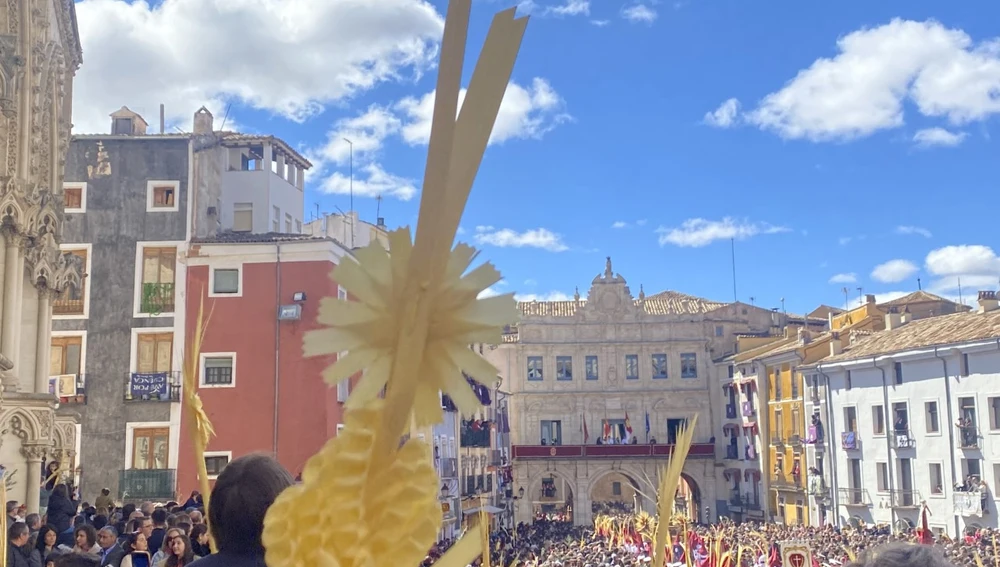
809, 291, 1000, 537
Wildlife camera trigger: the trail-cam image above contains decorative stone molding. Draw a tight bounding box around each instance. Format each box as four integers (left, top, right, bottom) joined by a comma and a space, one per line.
21, 443, 48, 462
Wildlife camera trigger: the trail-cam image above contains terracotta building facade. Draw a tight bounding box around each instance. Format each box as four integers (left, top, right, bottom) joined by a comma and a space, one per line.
176, 234, 353, 494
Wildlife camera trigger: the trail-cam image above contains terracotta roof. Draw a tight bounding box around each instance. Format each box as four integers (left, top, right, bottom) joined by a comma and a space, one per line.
879, 290, 967, 308
808, 305, 844, 319
822, 309, 1000, 363
717, 337, 794, 363
516, 290, 725, 318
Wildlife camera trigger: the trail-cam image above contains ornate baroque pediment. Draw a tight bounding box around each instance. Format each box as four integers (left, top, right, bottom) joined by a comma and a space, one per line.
580, 256, 638, 321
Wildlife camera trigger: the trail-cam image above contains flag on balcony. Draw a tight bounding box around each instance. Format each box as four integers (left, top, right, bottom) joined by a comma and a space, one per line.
603, 420, 611, 440
917, 503, 933, 544
624, 412, 633, 443
645, 412, 650, 438
582, 414, 589, 443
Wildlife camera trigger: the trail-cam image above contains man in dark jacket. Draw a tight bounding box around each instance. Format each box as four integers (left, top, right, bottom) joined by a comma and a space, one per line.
96, 527, 125, 567
7, 522, 32, 567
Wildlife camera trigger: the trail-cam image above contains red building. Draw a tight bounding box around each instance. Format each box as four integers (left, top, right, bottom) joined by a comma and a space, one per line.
177, 233, 355, 493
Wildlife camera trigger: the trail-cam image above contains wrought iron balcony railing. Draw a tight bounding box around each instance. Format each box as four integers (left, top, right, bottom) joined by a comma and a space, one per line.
891, 489, 921, 508
892, 430, 916, 449
140, 282, 176, 315
958, 425, 979, 449
838, 487, 870, 506
119, 469, 176, 501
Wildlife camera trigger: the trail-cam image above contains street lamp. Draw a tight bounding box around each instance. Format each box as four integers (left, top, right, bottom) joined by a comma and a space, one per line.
518, 487, 525, 498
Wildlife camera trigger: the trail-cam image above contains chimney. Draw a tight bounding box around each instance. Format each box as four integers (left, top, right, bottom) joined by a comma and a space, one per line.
193, 106, 214, 135
865, 294, 876, 304
829, 331, 842, 356
377, 217, 385, 227
160, 104, 165, 134
977, 291, 1000, 313
885, 306, 904, 330
797, 328, 811, 345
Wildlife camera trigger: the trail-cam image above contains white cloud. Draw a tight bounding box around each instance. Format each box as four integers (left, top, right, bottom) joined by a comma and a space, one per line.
612, 221, 628, 229
838, 235, 866, 246
829, 273, 857, 284
913, 127, 968, 148
725, 19, 1000, 141
72, 0, 444, 134
547, 0, 589, 16
621, 4, 657, 23
523, 279, 538, 286
896, 225, 933, 238
870, 291, 911, 305
656, 217, 790, 248
871, 259, 919, 283
591, 19, 611, 27
924, 245, 1000, 296
318, 163, 419, 201
705, 98, 741, 128
396, 78, 570, 146
474, 226, 569, 252
515, 291, 574, 302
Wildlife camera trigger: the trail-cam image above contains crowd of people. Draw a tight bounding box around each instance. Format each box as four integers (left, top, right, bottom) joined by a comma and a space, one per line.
5, 453, 293, 567
425, 518, 1000, 567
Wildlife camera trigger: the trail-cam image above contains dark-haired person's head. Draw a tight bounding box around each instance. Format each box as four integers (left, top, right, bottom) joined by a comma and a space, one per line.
53, 553, 100, 567
92, 514, 108, 530
209, 453, 293, 555
74, 524, 97, 550
846, 542, 956, 567
8, 521, 29, 546
36, 524, 58, 553
151, 508, 168, 525
53, 484, 69, 499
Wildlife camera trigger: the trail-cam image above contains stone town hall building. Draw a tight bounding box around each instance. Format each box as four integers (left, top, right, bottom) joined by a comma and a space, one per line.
484, 258, 789, 526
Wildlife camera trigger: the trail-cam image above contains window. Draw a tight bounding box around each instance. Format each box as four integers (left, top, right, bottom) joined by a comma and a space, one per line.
791, 407, 801, 436
625, 354, 638, 380
212, 268, 240, 295
794, 500, 804, 525
540, 420, 562, 445
140, 247, 176, 314
612, 481, 622, 496
961, 353, 970, 377
893, 362, 903, 385
234, 202, 253, 232
962, 458, 981, 478
336, 424, 345, 436
728, 365, 734, 379
790, 374, 799, 398
715, 325, 724, 337
272, 206, 281, 231
52, 249, 88, 316
338, 285, 348, 300
527, 356, 543, 381
113, 117, 134, 135
990, 397, 1000, 431
136, 333, 173, 373
844, 407, 858, 433
845, 370, 852, 390
131, 427, 169, 470
774, 409, 783, 440
295, 220, 302, 233
337, 352, 350, 402
929, 463, 943, 495
925, 401, 940, 433
585, 355, 598, 380
50, 335, 83, 377
872, 405, 885, 435
876, 462, 889, 492
681, 353, 697, 378
201, 354, 235, 387
63, 183, 86, 212
556, 356, 573, 380
147, 181, 179, 212
204, 453, 231, 479
651, 354, 668, 379
285, 213, 293, 233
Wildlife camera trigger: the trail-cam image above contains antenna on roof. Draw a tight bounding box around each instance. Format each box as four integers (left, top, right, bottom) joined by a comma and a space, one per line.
958, 277, 963, 305
314, 203, 320, 222
749, 296, 755, 307
219, 103, 232, 132
376, 194, 382, 221
856, 287, 863, 307
841, 287, 849, 311
917, 277, 922, 291
730, 238, 737, 302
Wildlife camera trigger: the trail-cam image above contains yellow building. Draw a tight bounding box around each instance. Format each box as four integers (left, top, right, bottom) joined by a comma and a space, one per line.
757, 297, 886, 525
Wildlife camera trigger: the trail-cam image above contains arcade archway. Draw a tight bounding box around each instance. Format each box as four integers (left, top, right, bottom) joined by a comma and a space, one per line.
530, 474, 574, 524
590, 471, 643, 515
675, 473, 702, 523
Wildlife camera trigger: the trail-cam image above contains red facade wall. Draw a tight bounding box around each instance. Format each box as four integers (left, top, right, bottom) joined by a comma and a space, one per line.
177, 253, 348, 493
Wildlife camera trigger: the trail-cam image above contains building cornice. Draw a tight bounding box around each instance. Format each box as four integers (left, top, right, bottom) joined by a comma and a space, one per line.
816, 337, 1000, 372
186, 238, 352, 266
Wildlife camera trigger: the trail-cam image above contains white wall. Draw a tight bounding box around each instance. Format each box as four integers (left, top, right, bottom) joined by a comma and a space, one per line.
821, 343, 1000, 537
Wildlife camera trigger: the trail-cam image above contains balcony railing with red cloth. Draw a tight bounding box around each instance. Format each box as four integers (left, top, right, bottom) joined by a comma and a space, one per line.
511, 443, 715, 459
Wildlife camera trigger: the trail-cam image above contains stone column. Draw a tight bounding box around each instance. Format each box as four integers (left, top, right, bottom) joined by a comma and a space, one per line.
22, 446, 45, 514
1, 234, 22, 371
276, 152, 286, 180
261, 143, 273, 173
35, 288, 52, 394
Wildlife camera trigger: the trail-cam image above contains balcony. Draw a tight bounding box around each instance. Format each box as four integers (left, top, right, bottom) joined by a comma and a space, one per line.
729, 489, 743, 506
123, 371, 181, 402
725, 445, 739, 460
725, 405, 737, 419
953, 490, 987, 516
838, 487, 871, 506
511, 443, 715, 460
140, 282, 176, 315
770, 435, 784, 446
438, 457, 458, 479
789, 434, 802, 447
49, 374, 87, 404
52, 298, 84, 316
119, 469, 176, 501
958, 425, 979, 449
741, 402, 755, 417
459, 427, 490, 448
891, 430, 916, 449
841, 432, 860, 450
890, 489, 921, 508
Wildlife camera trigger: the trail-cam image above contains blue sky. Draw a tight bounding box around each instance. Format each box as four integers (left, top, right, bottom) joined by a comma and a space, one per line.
73, 0, 1000, 314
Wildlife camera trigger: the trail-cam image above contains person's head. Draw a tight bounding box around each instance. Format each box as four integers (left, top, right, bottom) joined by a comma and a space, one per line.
208, 453, 293, 554
124, 531, 148, 553
6, 500, 19, 516
161, 528, 183, 553
122, 503, 136, 518
92, 515, 108, 530
152, 508, 168, 526
37, 525, 58, 551
169, 534, 193, 561
74, 524, 97, 549
73, 515, 87, 528
25, 513, 41, 530
100, 488, 110, 497
188, 510, 202, 525
176, 522, 192, 536
190, 524, 209, 546
97, 527, 118, 550
139, 502, 153, 516
52, 553, 100, 567
53, 484, 69, 499
847, 543, 954, 567
140, 516, 153, 538
8, 521, 29, 546
167, 513, 179, 528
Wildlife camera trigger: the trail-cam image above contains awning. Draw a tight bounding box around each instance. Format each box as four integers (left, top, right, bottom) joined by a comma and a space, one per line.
462, 505, 505, 515
744, 469, 761, 482
742, 422, 758, 435
723, 468, 741, 481
722, 423, 739, 435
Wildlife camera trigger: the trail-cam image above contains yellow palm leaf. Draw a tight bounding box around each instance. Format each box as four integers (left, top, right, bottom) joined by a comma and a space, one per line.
652, 415, 699, 567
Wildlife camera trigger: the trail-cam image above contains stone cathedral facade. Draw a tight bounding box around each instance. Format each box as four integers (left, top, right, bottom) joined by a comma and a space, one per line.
0, 0, 83, 512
